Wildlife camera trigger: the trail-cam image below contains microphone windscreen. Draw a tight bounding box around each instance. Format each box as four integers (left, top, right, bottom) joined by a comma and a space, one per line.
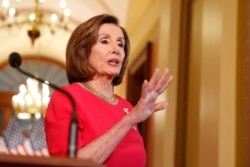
9, 52, 22, 68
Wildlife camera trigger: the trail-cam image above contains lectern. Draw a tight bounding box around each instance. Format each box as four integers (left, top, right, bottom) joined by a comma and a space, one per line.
0, 154, 105, 167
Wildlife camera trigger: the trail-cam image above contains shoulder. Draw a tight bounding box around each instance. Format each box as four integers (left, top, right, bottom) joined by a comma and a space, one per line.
51, 83, 81, 96
61, 82, 81, 91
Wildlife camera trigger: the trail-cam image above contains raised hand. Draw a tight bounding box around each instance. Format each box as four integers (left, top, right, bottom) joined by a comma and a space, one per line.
128, 68, 173, 125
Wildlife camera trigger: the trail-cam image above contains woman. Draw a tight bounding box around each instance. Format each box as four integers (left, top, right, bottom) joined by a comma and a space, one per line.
44, 14, 173, 167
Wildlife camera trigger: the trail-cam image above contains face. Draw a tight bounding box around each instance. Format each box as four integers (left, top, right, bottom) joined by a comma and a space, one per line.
88, 23, 125, 79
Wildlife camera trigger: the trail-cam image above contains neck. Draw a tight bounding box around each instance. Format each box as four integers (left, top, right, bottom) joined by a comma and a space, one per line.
86, 79, 114, 97
81, 82, 117, 104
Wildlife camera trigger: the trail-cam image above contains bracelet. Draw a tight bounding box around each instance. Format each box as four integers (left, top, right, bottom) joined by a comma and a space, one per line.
123, 108, 137, 130
128, 114, 137, 126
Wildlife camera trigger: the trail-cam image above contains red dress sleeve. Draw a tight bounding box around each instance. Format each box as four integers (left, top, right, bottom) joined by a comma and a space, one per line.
44, 90, 73, 157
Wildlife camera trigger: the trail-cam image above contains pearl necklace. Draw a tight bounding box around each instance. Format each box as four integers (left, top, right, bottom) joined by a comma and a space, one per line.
82, 82, 117, 104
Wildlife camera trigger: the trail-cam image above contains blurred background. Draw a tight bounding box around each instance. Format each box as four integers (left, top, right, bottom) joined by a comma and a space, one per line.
0, 0, 248, 167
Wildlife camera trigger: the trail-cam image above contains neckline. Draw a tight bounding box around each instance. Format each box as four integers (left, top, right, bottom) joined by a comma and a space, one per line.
80, 82, 118, 104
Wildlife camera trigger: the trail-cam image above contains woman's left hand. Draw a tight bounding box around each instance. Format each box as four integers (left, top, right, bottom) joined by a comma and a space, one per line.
128, 68, 173, 125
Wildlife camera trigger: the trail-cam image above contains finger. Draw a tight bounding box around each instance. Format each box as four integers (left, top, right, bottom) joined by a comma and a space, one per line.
140, 79, 158, 105
140, 80, 149, 99
152, 102, 168, 112
148, 68, 160, 89
157, 75, 173, 94
154, 68, 170, 93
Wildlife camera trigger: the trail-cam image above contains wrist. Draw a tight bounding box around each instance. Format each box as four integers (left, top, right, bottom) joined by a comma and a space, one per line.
127, 113, 137, 127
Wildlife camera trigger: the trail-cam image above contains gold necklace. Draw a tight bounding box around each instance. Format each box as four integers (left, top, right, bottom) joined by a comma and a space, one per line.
82, 82, 117, 104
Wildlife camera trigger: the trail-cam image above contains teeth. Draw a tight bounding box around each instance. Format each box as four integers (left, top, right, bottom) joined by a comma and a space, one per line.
110, 60, 118, 64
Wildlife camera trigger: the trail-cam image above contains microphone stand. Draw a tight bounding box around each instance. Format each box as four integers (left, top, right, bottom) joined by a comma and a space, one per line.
15, 65, 77, 158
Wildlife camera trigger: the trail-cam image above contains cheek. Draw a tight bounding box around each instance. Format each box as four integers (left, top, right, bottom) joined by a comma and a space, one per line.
120, 49, 125, 58
120, 56, 126, 70
92, 47, 104, 57
121, 53, 126, 63
90, 47, 107, 63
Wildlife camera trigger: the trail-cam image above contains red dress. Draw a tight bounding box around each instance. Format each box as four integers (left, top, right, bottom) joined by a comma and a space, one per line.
44, 83, 146, 167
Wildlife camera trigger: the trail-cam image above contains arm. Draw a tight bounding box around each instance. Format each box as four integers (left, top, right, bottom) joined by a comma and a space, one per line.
77, 68, 173, 164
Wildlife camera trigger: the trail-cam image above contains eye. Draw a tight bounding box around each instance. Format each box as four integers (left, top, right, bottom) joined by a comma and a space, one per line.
100, 39, 109, 44
118, 41, 124, 48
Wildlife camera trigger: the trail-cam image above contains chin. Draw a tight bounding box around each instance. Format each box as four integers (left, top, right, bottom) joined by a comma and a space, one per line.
108, 72, 119, 77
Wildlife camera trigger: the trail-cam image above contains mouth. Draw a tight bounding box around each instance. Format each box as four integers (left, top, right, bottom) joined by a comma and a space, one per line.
107, 58, 120, 66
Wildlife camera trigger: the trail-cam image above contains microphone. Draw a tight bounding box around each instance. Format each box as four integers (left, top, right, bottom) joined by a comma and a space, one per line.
9, 52, 77, 158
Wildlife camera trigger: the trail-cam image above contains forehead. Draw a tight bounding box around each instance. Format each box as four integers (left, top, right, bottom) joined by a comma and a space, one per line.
98, 23, 124, 37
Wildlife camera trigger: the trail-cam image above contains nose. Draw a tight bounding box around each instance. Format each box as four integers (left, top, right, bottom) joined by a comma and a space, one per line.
111, 44, 120, 55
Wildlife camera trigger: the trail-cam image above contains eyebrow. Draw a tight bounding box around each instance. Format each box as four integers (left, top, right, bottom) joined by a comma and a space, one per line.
98, 33, 125, 41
